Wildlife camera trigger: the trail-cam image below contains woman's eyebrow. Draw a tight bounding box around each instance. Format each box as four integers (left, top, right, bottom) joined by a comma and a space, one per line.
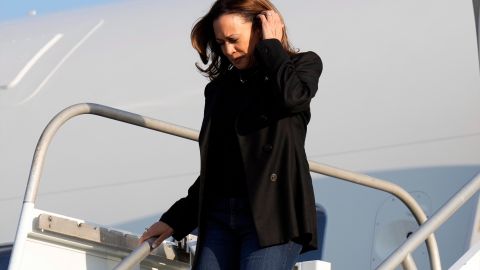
216, 34, 239, 41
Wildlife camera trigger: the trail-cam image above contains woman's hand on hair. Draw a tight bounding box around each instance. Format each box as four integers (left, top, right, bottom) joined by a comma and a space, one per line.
257, 10, 284, 41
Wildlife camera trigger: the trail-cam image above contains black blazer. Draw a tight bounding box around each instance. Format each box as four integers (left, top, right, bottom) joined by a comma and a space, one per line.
161, 39, 323, 255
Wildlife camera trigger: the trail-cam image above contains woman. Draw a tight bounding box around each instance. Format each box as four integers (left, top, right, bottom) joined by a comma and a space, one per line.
140, 0, 323, 269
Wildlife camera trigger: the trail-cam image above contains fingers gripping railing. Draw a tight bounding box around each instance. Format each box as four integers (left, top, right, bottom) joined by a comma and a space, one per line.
17, 103, 440, 270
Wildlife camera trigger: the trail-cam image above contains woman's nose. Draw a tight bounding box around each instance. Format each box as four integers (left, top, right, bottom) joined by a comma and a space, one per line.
224, 43, 236, 56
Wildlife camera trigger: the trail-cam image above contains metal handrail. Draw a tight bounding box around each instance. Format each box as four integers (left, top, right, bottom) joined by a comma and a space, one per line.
308, 163, 441, 269
377, 172, 480, 270
13, 103, 441, 270
23, 103, 198, 204
113, 238, 155, 270
401, 254, 418, 270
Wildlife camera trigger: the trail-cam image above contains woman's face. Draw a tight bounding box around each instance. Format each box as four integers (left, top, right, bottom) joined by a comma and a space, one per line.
213, 13, 260, 70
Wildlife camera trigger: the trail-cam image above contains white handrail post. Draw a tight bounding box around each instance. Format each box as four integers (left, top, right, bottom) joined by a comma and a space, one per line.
377, 173, 480, 270
309, 162, 441, 270
401, 253, 418, 270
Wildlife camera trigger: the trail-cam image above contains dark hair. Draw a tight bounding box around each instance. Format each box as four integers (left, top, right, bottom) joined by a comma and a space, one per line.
191, 0, 297, 80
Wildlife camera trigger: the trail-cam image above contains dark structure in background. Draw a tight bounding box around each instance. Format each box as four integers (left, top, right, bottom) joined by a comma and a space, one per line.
0, 244, 12, 270
474, 0, 480, 64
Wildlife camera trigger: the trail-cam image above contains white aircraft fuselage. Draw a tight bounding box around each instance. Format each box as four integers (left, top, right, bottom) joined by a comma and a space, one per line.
1, 1, 479, 269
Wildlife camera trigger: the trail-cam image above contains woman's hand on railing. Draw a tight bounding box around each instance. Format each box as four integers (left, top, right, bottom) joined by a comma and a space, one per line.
139, 221, 174, 249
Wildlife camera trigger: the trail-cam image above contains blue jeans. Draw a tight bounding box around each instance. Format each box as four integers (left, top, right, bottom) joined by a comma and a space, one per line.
193, 197, 302, 270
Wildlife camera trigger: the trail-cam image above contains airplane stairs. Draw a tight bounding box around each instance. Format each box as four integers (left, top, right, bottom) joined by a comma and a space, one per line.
8, 103, 480, 270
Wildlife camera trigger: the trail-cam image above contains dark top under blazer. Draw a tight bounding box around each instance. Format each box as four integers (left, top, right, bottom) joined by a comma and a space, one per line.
160, 39, 323, 254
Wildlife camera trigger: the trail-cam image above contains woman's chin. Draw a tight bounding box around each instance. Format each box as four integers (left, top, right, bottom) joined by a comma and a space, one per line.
234, 61, 251, 70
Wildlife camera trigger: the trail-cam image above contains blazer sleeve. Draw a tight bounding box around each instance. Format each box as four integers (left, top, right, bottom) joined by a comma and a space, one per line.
159, 175, 200, 240
254, 39, 323, 113
159, 81, 218, 240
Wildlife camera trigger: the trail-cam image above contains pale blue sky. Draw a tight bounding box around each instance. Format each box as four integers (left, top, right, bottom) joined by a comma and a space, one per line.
0, 0, 119, 21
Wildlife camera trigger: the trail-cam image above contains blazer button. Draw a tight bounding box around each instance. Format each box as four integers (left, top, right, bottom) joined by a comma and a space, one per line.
270, 173, 278, 182
263, 144, 273, 152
